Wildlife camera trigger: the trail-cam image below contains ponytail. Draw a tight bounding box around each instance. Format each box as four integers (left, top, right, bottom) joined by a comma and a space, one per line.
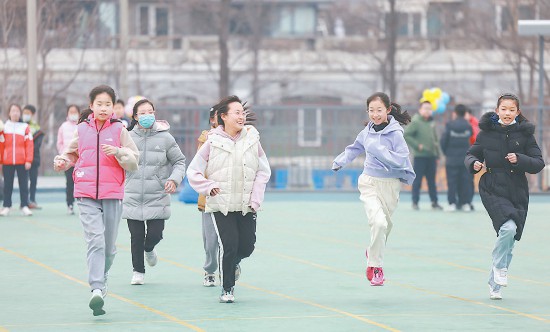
389, 102, 411, 125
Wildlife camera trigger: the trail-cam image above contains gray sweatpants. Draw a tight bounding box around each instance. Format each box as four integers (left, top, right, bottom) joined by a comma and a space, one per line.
202, 212, 219, 274
77, 197, 122, 291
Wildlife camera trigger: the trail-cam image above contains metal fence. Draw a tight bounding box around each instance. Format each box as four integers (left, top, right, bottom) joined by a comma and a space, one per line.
153, 104, 550, 192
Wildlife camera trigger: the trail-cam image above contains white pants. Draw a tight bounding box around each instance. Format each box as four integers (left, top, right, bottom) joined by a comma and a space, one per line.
358, 174, 401, 267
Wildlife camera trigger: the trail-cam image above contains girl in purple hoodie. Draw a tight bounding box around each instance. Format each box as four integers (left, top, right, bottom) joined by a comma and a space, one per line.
332, 92, 415, 286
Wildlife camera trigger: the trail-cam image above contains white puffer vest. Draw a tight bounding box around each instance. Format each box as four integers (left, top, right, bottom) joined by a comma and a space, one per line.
205, 126, 260, 215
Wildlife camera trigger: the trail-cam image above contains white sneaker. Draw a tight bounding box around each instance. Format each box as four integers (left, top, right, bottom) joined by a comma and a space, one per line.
89, 289, 106, 316
493, 266, 508, 287
445, 203, 456, 212
219, 288, 235, 303
462, 204, 472, 212
131, 271, 145, 285
203, 273, 215, 287
145, 249, 158, 267
489, 284, 502, 300
235, 264, 241, 281
0, 207, 9, 216
21, 206, 33, 216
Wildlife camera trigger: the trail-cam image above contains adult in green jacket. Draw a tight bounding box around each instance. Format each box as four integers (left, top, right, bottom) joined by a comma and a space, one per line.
404, 101, 442, 210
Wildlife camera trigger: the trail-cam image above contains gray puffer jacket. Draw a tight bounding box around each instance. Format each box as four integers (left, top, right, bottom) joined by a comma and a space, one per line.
122, 120, 186, 221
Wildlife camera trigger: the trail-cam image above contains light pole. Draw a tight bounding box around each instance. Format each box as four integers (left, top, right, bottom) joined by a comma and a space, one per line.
26, 0, 37, 106
518, 20, 550, 190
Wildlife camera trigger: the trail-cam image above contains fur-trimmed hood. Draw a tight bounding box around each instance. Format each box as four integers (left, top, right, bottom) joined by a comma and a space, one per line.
479, 111, 535, 136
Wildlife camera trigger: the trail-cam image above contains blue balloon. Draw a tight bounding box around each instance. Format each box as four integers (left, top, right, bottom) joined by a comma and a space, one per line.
441, 92, 450, 105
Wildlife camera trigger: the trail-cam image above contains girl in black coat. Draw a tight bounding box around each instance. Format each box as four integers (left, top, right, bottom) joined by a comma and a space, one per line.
465, 93, 544, 300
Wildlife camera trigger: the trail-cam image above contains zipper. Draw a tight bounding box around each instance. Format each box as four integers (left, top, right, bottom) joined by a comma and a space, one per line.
141, 132, 147, 220
12, 122, 16, 164
96, 126, 100, 200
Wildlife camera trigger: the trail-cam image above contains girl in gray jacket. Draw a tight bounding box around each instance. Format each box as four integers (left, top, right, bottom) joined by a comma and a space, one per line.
123, 99, 186, 285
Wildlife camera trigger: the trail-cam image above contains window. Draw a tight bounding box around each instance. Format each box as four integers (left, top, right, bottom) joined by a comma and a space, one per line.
386, 12, 422, 37
271, 5, 316, 37
298, 108, 322, 147
501, 5, 535, 33
137, 4, 170, 36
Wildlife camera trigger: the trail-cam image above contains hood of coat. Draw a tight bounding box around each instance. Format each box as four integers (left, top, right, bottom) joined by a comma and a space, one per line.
479, 111, 535, 136
133, 119, 170, 136
366, 115, 404, 135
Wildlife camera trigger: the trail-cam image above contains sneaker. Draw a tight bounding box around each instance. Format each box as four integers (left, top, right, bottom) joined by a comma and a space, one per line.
488, 284, 502, 300
462, 204, 472, 212
68, 205, 75, 215
21, 206, 33, 216
203, 273, 216, 287
89, 289, 106, 316
431, 202, 443, 211
28, 202, 41, 210
145, 249, 158, 267
370, 267, 385, 286
493, 266, 508, 287
0, 207, 10, 216
219, 288, 235, 303
445, 203, 457, 212
235, 264, 241, 281
412, 203, 419, 210
131, 271, 145, 285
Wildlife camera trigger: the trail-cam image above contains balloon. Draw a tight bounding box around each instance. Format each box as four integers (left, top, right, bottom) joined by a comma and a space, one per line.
431, 88, 442, 100
441, 92, 450, 105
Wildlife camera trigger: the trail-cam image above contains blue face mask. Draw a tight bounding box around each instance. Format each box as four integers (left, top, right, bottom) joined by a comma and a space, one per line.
138, 114, 155, 128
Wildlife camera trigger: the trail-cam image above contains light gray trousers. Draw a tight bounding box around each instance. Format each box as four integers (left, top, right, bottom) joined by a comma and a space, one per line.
202, 212, 219, 274
77, 197, 122, 290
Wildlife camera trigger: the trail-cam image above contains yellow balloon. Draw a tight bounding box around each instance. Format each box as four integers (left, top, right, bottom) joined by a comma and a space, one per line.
430, 100, 438, 110
431, 88, 442, 100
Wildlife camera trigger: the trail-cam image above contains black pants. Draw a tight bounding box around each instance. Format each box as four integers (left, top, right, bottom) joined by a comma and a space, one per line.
411, 157, 438, 204
3, 164, 29, 208
213, 211, 257, 291
28, 163, 39, 203
65, 167, 75, 207
445, 165, 472, 206
127, 219, 165, 273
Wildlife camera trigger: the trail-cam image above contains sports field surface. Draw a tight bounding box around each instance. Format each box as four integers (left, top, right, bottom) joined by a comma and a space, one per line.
1, 191, 549, 331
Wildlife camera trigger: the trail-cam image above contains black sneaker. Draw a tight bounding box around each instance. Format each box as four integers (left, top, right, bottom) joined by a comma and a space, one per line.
412, 203, 419, 210
431, 202, 443, 210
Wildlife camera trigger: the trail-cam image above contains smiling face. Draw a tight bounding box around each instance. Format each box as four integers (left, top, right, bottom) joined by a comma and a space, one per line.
221, 101, 245, 133
8, 104, 21, 122
495, 99, 520, 125
418, 102, 433, 119
90, 92, 114, 124
367, 98, 390, 125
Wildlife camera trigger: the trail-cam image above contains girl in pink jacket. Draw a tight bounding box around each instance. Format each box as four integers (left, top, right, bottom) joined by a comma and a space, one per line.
54, 85, 139, 316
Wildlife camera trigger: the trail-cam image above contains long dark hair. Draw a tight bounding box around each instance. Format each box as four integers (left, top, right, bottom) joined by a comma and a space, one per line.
78, 108, 93, 124
365, 92, 411, 126
127, 99, 154, 131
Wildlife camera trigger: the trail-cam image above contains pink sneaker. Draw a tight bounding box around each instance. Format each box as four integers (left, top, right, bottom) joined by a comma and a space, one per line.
370, 267, 385, 286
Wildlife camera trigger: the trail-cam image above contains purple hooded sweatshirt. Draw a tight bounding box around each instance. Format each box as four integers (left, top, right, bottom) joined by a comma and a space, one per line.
332, 115, 416, 185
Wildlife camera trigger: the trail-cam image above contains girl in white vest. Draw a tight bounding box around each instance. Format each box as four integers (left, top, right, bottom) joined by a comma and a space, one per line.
187, 95, 271, 303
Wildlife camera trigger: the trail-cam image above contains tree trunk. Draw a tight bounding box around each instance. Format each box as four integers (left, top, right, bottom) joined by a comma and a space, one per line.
387, 0, 398, 100
218, 0, 230, 98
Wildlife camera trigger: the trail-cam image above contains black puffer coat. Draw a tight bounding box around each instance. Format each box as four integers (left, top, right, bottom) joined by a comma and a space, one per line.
464, 112, 544, 240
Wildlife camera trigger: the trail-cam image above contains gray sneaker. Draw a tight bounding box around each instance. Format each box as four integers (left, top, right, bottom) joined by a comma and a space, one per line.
89, 289, 106, 316
145, 249, 158, 267
203, 273, 215, 287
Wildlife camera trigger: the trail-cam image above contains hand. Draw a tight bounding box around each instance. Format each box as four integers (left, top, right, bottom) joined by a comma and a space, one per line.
473, 161, 483, 172
25, 162, 31, 170
505, 153, 517, 164
164, 180, 177, 193
54, 159, 66, 171
418, 144, 424, 151
210, 188, 221, 196
101, 144, 118, 156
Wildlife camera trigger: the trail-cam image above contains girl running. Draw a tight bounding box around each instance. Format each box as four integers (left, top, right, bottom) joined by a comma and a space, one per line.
57, 104, 80, 214
187, 95, 271, 303
333, 92, 415, 286
465, 93, 544, 300
54, 85, 139, 316
123, 99, 186, 285
0, 103, 34, 217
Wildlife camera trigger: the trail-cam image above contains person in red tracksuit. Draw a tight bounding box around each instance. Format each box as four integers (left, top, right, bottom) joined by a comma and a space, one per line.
0, 103, 34, 216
